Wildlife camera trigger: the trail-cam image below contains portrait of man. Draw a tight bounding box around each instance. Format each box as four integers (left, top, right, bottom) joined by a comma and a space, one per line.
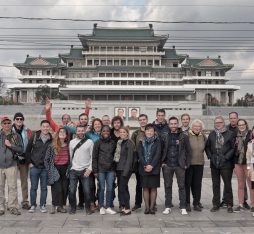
115, 107, 126, 120
128, 107, 140, 120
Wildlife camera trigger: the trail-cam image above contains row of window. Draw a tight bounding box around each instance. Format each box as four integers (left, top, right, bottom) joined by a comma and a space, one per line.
89, 46, 158, 53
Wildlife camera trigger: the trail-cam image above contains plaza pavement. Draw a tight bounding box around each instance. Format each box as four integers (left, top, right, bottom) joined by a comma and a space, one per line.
0, 160, 254, 234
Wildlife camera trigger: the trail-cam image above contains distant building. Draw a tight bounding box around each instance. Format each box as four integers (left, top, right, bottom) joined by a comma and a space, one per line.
8, 24, 240, 118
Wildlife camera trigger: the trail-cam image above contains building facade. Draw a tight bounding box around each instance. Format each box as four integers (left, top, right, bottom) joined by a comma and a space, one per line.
9, 24, 239, 119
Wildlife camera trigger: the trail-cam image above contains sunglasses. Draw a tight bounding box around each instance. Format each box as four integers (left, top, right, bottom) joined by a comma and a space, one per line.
15, 118, 24, 121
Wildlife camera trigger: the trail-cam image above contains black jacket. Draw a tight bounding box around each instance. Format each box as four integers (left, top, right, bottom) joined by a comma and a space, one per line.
25, 131, 53, 169
137, 137, 161, 176
161, 129, 192, 169
153, 120, 169, 138
205, 129, 235, 169
116, 139, 135, 176
92, 137, 116, 173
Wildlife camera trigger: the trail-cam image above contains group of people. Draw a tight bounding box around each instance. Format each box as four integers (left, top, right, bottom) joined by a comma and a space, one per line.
0, 99, 254, 217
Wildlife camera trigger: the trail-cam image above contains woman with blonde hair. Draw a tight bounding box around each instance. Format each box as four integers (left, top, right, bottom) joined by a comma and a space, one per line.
114, 126, 135, 215
45, 127, 70, 214
185, 119, 206, 212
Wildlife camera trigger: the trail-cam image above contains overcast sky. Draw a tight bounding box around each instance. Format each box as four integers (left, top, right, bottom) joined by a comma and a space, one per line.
0, 0, 254, 99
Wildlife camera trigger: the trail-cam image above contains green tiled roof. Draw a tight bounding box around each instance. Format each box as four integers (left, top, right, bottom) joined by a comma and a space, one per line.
78, 26, 168, 48
14, 56, 65, 69
163, 48, 187, 61
60, 48, 83, 62
183, 57, 233, 71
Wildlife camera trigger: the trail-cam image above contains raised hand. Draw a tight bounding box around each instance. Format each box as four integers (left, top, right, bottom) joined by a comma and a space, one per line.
45, 97, 51, 111
85, 98, 92, 109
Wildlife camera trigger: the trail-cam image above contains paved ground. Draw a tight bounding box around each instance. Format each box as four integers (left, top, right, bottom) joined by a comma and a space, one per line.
1, 161, 254, 234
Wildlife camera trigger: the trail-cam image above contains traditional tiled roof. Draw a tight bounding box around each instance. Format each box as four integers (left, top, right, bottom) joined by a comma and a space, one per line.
59, 47, 83, 62
14, 56, 65, 69
78, 25, 168, 48
163, 48, 187, 62
182, 57, 233, 71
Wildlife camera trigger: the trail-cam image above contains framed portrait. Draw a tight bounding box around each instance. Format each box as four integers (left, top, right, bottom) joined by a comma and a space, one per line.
114, 107, 126, 120
128, 107, 140, 120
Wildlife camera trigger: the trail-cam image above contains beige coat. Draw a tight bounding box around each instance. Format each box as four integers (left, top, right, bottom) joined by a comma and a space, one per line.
246, 140, 254, 182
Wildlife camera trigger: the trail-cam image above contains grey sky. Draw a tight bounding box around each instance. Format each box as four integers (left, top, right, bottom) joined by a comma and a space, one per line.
0, 0, 254, 99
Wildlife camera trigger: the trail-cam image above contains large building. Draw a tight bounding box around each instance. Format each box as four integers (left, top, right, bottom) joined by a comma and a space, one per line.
9, 24, 240, 120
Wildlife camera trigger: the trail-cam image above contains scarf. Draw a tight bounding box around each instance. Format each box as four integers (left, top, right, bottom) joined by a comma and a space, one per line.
12, 124, 27, 153
143, 136, 156, 163
214, 127, 226, 153
236, 130, 248, 164
114, 139, 123, 162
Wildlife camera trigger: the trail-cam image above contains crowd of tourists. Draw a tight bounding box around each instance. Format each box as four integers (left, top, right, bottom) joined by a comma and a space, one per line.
0, 98, 254, 217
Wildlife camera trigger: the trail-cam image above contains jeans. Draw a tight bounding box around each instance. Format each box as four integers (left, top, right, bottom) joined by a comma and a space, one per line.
69, 169, 91, 210
162, 165, 186, 209
30, 166, 48, 207
98, 171, 115, 208
185, 165, 204, 206
211, 168, 233, 207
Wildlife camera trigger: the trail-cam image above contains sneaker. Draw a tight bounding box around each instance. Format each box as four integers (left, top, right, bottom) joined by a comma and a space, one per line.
162, 208, 171, 215
150, 207, 156, 215
10, 208, 21, 215
243, 201, 250, 210
28, 205, 36, 213
106, 207, 117, 215
144, 208, 150, 214
0, 210, 4, 216
181, 209, 188, 215
100, 207, 106, 215
77, 205, 84, 210
40, 205, 47, 213
234, 206, 245, 212
250, 207, 254, 212
198, 202, 203, 209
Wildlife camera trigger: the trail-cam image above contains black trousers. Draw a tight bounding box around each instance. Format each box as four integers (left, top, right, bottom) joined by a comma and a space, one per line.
51, 165, 69, 207
134, 170, 142, 206
116, 171, 131, 209
162, 165, 186, 209
185, 165, 204, 206
211, 168, 233, 207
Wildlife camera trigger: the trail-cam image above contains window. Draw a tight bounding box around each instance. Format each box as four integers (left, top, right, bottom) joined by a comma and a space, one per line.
134, 60, 139, 66
37, 70, 42, 76
68, 62, 73, 67
141, 60, 146, 66
87, 60, 92, 66
143, 73, 149, 78
107, 60, 113, 66
173, 63, 178, 67
148, 60, 153, 66
140, 47, 147, 52
47, 70, 50, 76
198, 71, 202, 76
206, 71, 212, 76
127, 60, 133, 66
29, 70, 33, 76
121, 73, 127, 78
121, 60, 126, 66
154, 60, 159, 66
114, 73, 120, 77
94, 60, 99, 66
114, 60, 119, 66
101, 60, 106, 66
128, 73, 134, 78
215, 71, 219, 76
99, 73, 105, 77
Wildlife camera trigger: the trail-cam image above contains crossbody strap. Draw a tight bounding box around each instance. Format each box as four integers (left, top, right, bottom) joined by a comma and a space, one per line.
71, 137, 88, 160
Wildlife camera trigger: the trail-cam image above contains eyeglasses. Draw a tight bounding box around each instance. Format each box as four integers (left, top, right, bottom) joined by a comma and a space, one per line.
15, 118, 24, 121
3, 122, 11, 125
